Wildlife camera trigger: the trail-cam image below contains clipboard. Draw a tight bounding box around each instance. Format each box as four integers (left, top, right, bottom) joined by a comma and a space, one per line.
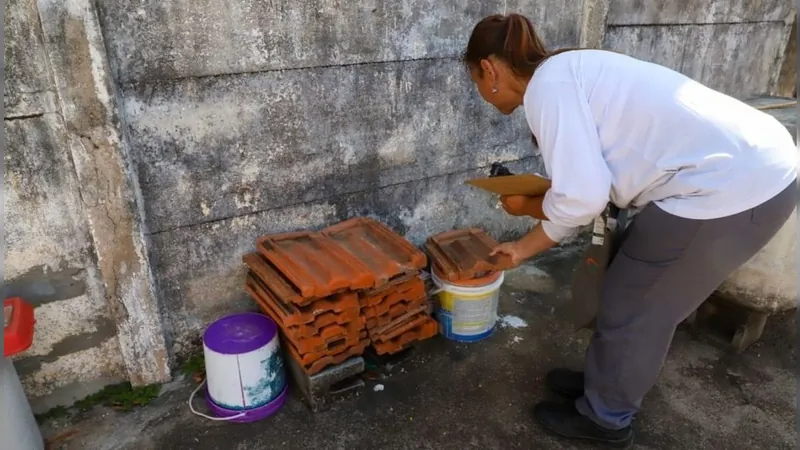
465, 173, 551, 197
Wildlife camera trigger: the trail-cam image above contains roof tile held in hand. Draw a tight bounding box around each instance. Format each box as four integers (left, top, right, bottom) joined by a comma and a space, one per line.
425, 228, 514, 281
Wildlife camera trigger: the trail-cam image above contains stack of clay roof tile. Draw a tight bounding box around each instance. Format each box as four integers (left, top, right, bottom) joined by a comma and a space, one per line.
244, 217, 438, 376
424, 228, 514, 282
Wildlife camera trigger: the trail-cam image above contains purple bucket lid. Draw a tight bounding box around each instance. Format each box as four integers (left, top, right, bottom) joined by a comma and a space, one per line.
203, 312, 278, 355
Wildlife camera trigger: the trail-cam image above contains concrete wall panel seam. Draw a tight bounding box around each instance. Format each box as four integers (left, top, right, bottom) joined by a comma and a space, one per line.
603, 21, 788, 98
145, 156, 541, 237
96, 1, 584, 84
606, 0, 794, 26
607, 19, 791, 28
148, 158, 544, 352
119, 56, 460, 90
121, 57, 536, 233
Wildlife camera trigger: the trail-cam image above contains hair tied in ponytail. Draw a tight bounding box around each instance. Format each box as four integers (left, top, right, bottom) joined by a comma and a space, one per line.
463, 13, 552, 79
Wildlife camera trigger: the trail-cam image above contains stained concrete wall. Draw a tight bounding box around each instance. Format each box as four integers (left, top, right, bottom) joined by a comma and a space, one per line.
603, 0, 795, 98
4, 0, 126, 410
776, 15, 797, 98
97, 1, 583, 83
3, 0, 56, 117
4, 0, 797, 406
4, 0, 169, 412
4, 115, 127, 411
97, 0, 585, 355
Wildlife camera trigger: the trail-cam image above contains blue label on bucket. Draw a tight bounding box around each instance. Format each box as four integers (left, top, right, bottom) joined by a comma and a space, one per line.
435, 310, 495, 343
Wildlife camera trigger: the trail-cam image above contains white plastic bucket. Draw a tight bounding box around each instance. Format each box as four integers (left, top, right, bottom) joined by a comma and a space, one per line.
431, 268, 504, 342
200, 313, 288, 422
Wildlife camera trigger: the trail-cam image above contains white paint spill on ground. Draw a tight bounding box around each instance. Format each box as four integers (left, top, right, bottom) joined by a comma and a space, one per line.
504, 267, 557, 293
373, 384, 385, 392
499, 315, 528, 329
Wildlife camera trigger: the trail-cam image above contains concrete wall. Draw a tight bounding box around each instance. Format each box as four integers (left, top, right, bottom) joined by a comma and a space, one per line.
603, 0, 795, 98
97, 1, 583, 83
4, 114, 127, 411
4, 0, 169, 411
4, 0, 796, 405
104, 0, 577, 355
776, 15, 797, 98
4, 0, 127, 411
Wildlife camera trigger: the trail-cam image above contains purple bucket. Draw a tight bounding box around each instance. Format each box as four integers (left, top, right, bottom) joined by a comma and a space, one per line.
202, 312, 288, 423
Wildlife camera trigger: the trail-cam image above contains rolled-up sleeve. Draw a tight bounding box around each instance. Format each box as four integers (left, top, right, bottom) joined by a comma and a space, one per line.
525, 78, 612, 243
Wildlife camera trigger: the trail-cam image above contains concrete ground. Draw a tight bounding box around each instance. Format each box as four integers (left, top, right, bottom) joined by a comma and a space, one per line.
41, 247, 797, 450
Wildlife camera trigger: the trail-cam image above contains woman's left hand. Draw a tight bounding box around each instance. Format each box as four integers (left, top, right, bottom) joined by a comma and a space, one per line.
490, 224, 558, 268
500, 195, 531, 216
489, 240, 534, 268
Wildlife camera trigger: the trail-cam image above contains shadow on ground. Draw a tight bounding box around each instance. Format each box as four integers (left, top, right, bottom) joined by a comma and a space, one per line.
42, 248, 797, 450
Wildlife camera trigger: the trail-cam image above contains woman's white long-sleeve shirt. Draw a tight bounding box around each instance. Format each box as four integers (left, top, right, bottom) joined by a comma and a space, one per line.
524, 50, 797, 242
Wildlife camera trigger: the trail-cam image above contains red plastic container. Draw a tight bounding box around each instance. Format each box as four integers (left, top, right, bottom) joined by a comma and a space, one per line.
4, 297, 35, 357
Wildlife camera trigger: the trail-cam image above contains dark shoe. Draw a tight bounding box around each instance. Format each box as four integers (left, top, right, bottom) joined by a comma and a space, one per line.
545, 368, 584, 399
533, 401, 633, 448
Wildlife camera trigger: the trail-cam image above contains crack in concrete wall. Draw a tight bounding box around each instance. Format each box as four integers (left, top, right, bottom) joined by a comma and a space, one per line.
4, 112, 47, 120
122, 56, 461, 89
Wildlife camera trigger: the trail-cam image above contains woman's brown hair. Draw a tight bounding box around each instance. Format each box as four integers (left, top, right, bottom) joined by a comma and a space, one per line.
463, 13, 575, 78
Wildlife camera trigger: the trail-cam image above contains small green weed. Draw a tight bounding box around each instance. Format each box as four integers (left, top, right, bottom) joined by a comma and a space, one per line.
35, 382, 162, 425
74, 382, 161, 412
35, 405, 69, 424
181, 352, 206, 383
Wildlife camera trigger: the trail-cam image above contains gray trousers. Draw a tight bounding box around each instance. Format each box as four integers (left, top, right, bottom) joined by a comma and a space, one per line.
574, 181, 798, 430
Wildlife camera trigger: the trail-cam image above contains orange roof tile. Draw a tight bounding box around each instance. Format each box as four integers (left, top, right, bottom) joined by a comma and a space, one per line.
425, 228, 513, 281
243, 252, 311, 306
257, 231, 375, 298
245, 273, 362, 339
371, 315, 438, 355
323, 217, 427, 287
283, 336, 370, 376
